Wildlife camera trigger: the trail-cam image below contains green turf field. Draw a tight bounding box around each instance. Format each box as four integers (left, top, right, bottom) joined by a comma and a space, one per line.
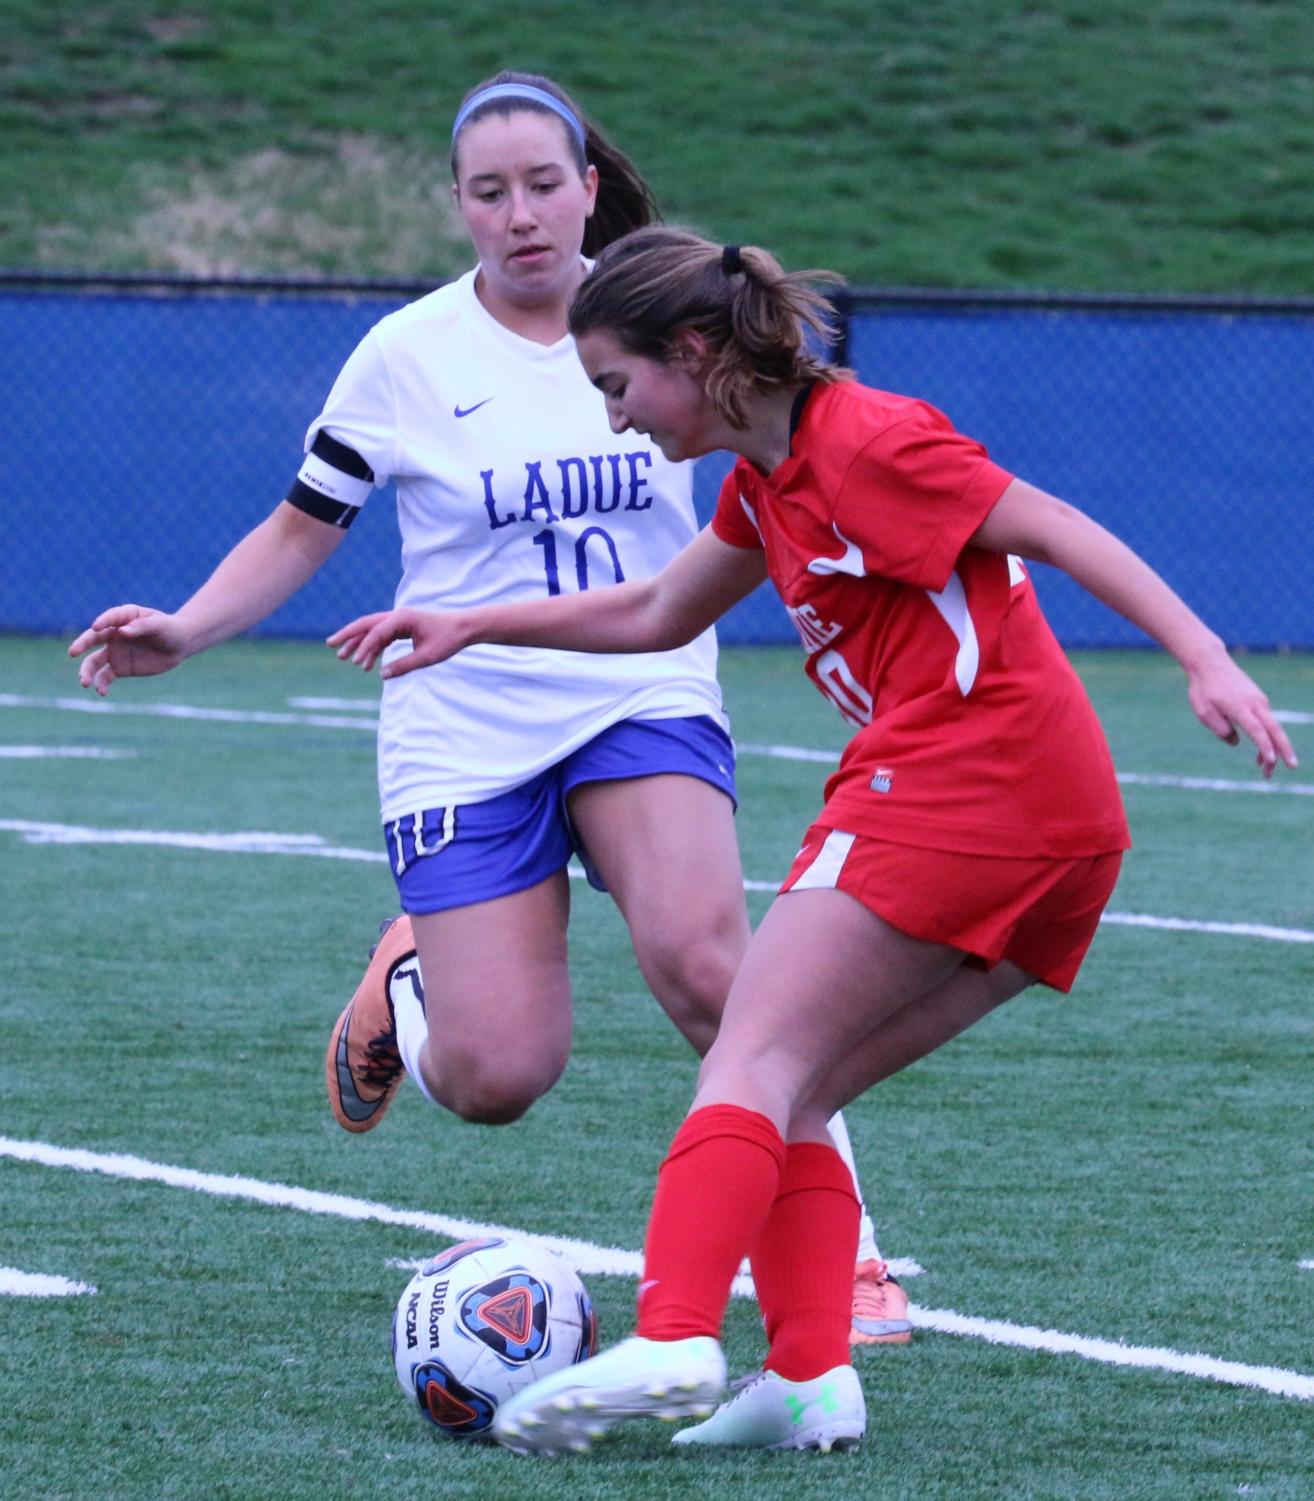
1, 632, 1311, 1498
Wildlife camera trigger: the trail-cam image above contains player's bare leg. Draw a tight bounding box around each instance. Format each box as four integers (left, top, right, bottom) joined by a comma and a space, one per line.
616, 895, 988, 1453
690, 887, 968, 1136
327, 873, 575, 1131
802, 957, 1036, 1113
568, 773, 748, 1055
788, 957, 1034, 1352
402, 876, 573, 1123
493, 891, 963, 1456
574, 774, 899, 1337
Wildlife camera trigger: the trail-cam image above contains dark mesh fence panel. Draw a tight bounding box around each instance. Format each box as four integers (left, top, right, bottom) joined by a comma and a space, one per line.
4, 278, 1311, 648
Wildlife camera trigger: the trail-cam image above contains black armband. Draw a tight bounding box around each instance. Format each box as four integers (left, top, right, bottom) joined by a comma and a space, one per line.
285, 429, 375, 528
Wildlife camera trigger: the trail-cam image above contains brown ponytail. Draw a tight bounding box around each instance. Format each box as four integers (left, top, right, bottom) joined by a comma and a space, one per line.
569, 227, 851, 428
450, 71, 657, 254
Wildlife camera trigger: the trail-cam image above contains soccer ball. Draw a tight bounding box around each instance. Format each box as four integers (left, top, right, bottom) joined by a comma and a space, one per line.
391, 1236, 598, 1440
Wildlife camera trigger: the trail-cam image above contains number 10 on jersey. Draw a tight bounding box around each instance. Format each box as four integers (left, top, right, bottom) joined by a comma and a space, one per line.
533, 527, 626, 595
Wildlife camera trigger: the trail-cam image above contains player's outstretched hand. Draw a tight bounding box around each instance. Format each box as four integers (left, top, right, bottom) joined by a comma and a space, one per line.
68, 605, 191, 696
328, 609, 466, 679
1186, 652, 1298, 778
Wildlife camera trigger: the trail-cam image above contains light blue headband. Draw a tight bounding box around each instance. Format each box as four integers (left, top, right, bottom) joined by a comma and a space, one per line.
451, 84, 586, 153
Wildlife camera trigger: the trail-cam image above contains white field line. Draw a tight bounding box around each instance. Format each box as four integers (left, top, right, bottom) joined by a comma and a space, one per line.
0, 1266, 96, 1297
1301, 1260, 1314, 1271
288, 697, 379, 711
0, 693, 376, 733
741, 746, 1314, 797
4, 694, 1310, 794
2, 1135, 1307, 1402
0, 1135, 641, 1279
1275, 710, 1312, 725
0, 746, 137, 759
0, 819, 386, 863
4, 818, 1313, 942
0, 1133, 911, 1286
737, 739, 835, 764
1116, 771, 1312, 796
1099, 911, 1314, 944
911, 1306, 1314, 1402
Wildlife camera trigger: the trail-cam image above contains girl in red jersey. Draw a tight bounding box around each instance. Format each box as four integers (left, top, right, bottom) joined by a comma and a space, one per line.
328, 227, 1298, 1455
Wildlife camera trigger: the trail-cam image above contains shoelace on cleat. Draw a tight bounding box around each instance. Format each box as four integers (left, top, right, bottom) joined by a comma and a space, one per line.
724, 1370, 770, 1402
354, 1031, 402, 1086
851, 1261, 898, 1311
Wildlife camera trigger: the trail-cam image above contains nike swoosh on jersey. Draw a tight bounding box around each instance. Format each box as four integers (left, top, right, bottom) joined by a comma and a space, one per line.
454, 397, 495, 418
806, 522, 866, 578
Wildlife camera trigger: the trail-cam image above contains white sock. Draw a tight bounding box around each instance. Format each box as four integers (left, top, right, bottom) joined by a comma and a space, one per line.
827, 1110, 881, 1263
389, 955, 440, 1107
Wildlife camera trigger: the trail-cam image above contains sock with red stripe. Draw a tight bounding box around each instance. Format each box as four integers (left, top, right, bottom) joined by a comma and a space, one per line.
749, 1141, 860, 1380
636, 1104, 786, 1341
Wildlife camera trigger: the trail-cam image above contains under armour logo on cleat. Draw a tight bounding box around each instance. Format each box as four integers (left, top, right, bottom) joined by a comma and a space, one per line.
785, 1383, 840, 1425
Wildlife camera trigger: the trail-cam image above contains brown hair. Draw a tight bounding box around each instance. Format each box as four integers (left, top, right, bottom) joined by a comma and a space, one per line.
450, 71, 658, 256
568, 227, 850, 427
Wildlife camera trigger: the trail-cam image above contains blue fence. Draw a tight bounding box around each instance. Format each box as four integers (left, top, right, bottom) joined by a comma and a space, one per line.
3, 273, 1312, 648
839, 292, 1314, 651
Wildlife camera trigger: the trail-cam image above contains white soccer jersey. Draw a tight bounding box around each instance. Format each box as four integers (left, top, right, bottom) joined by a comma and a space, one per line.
302, 267, 726, 819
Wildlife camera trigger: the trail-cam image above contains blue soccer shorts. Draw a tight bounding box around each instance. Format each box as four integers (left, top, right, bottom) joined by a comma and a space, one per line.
384, 715, 737, 915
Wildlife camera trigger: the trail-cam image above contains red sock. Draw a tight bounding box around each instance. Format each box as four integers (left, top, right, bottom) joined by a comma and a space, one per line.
636, 1104, 786, 1341
749, 1141, 860, 1380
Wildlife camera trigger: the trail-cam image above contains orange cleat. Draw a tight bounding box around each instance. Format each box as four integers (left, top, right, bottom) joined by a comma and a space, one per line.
850, 1258, 912, 1346
325, 916, 417, 1133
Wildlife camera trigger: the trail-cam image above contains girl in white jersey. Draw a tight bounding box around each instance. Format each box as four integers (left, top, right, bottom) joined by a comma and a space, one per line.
67, 74, 905, 1347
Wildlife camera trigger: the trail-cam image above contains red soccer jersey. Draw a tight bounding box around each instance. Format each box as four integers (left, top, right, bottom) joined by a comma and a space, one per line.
712, 381, 1130, 857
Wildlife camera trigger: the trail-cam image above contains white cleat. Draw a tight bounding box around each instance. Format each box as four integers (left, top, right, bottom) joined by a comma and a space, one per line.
492, 1336, 726, 1456
671, 1364, 866, 1451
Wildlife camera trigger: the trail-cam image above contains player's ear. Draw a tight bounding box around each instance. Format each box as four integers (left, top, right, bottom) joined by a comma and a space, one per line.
668, 327, 711, 373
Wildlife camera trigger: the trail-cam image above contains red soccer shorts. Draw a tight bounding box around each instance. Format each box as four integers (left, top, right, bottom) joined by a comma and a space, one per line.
780, 825, 1123, 992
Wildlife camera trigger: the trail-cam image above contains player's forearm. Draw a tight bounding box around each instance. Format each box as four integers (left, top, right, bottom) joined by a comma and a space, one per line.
1031, 503, 1227, 671
975, 481, 1229, 672
175, 504, 343, 655
343, 529, 761, 679
457, 576, 692, 655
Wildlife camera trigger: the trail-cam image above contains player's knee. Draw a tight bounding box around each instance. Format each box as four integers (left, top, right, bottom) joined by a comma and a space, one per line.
432, 1048, 566, 1125
446, 1086, 536, 1126
643, 930, 741, 1054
